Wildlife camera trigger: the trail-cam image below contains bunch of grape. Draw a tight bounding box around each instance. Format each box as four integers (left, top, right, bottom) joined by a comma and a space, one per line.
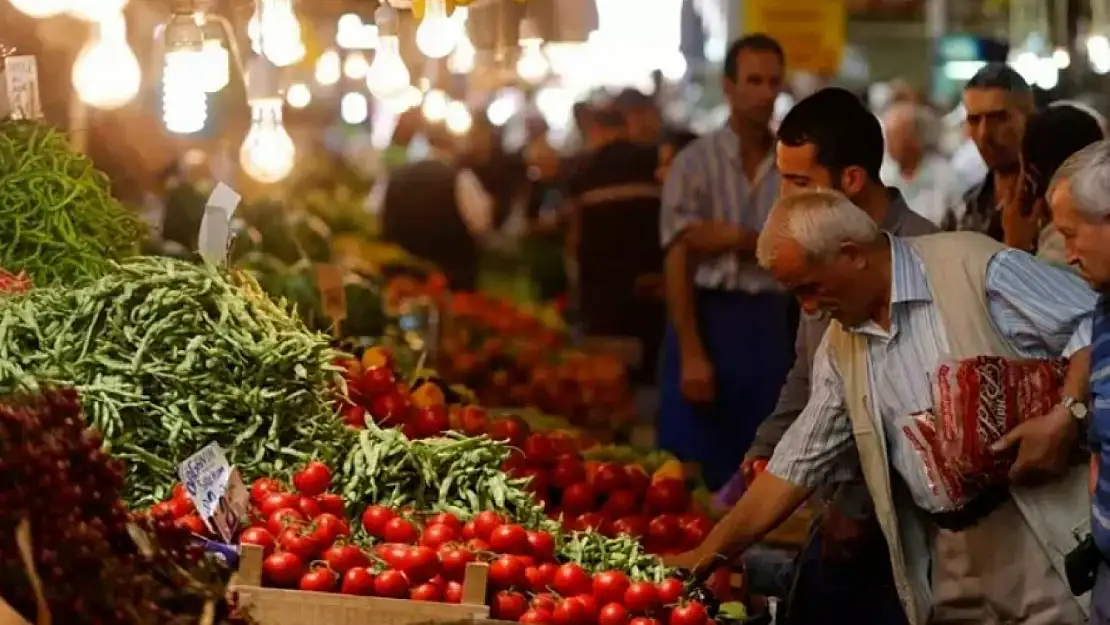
0, 389, 249, 624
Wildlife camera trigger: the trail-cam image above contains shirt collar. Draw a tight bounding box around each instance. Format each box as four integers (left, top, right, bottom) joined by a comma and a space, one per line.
888, 233, 932, 304
879, 187, 912, 232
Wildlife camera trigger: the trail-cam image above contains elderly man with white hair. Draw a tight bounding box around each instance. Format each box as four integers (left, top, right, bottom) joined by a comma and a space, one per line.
665, 189, 1098, 625
1049, 140, 1110, 622
881, 102, 965, 227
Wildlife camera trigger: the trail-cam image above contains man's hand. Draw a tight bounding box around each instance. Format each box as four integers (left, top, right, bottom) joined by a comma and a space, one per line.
680, 352, 715, 404
992, 403, 1079, 482
662, 547, 711, 572
679, 222, 752, 255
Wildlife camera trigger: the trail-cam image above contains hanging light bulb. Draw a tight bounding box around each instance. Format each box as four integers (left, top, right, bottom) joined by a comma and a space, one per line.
199, 37, 230, 93
336, 13, 363, 49
341, 92, 369, 124
343, 51, 370, 79
516, 18, 548, 84
421, 89, 448, 122
241, 56, 295, 183
286, 82, 311, 108
248, 0, 305, 68
315, 48, 341, 85
68, 0, 129, 22
415, 0, 459, 59
72, 12, 141, 110
8, 0, 68, 18
367, 6, 410, 100
447, 15, 476, 76
445, 100, 472, 135
162, 14, 207, 134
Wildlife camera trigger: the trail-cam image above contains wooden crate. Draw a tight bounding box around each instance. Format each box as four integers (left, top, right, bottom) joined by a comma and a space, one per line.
233, 545, 491, 625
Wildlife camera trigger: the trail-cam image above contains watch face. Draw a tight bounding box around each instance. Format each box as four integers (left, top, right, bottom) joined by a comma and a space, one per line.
1074, 402, 1090, 419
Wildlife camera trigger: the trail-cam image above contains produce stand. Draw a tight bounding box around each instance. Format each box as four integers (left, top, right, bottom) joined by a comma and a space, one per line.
234, 544, 492, 625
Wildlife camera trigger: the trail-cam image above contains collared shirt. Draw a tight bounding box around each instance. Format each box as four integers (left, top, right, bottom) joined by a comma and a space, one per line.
881, 154, 966, 228
659, 125, 780, 292
767, 235, 1095, 512
1090, 299, 1110, 556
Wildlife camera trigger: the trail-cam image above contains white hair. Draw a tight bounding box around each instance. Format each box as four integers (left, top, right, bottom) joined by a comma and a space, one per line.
1062, 139, 1110, 219
756, 189, 881, 269
884, 102, 941, 152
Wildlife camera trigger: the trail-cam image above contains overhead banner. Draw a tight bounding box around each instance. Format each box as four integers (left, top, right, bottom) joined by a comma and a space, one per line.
743, 0, 846, 75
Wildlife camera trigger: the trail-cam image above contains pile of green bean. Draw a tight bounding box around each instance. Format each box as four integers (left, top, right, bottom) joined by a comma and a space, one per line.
0, 119, 145, 285
0, 256, 352, 506
338, 423, 552, 530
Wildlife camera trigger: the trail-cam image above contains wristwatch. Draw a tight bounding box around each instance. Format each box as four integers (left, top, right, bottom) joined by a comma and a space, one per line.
1062, 396, 1090, 424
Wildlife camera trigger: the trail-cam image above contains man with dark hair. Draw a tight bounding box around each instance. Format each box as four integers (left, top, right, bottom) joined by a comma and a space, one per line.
657, 34, 789, 491
732, 87, 935, 625
954, 62, 1035, 238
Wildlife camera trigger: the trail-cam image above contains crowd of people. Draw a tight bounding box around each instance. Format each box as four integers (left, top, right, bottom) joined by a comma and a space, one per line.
369, 29, 1110, 625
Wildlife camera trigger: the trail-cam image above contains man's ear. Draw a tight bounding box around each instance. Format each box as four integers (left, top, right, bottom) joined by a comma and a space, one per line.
720, 76, 735, 97
839, 241, 868, 270
838, 166, 868, 197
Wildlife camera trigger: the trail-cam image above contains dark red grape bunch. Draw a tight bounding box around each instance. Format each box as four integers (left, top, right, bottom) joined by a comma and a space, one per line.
0, 388, 250, 625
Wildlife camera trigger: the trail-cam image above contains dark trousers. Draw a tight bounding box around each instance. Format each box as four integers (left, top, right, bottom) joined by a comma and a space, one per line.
1093, 563, 1110, 624
783, 520, 908, 625
657, 289, 794, 491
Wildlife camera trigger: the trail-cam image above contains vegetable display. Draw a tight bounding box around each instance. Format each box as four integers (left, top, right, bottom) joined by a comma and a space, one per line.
0, 388, 244, 624
0, 256, 349, 505
0, 119, 145, 285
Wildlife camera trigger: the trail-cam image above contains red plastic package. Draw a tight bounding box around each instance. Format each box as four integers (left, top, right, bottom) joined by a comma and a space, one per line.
901, 355, 1067, 511
0, 268, 31, 295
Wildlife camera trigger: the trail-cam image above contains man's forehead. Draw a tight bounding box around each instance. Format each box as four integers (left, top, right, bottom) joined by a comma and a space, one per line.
963, 88, 1014, 113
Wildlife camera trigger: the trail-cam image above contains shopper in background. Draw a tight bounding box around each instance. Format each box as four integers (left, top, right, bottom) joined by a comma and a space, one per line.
371, 123, 493, 291
1049, 141, 1110, 623
741, 87, 934, 625
881, 102, 964, 227
655, 130, 700, 185
657, 34, 791, 491
951, 63, 1035, 239
1008, 104, 1104, 263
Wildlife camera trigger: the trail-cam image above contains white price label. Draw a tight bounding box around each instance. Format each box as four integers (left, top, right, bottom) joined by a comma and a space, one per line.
196, 182, 242, 265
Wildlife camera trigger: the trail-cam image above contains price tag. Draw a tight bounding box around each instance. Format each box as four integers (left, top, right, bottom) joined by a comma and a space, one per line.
176, 443, 250, 542
197, 182, 242, 265
315, 263, 348, 323
1, 56, 42, 120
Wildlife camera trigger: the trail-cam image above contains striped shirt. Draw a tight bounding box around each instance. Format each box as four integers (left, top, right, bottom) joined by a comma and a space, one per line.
767, 234, 1095, 512
659, 125, 780, 292
1090, 300, 1110, 556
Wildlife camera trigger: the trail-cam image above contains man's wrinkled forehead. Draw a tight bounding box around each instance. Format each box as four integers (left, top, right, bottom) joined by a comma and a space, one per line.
963, 87, 1030, 116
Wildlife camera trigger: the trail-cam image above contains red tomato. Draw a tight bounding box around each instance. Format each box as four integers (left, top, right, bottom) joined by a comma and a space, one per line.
656, 578, 684, 605
168, 498, 195, 519
267, 508, 306, 535
488, 555, 528, 589
552, 598, 588, 625
457, 405, 489, 437
488, 416, 529, 447
315, 493, 346, 517
705, 568, 733, 601
520, 609, 555, 624
323, 543, 370, 574
262, 551, 304, 588
573, 595, 599, 623
467, 538, 491, 552
240, 527, 276, 556
374, 570, 411, 598
438, 545, 475, 581
413, 405, 451, 438
297, 496, 322, 519
646, 515, 683, 548
624, 465, 651, 494
532, 593, 559, 612
420, 523, 459, 549
611, 516, 649, 539
310, 513, 350, 546
552, 456, 587, 489
251, 477, 286, 504
601, 489, 640, 518
369, 391, 411, 425
492, 590, 529, 620
644, 479, 691, 514
489, 523, 530, 555
428, 512, 464, 533
361, 365, 397, 396
375, 543, 410, 569
299, 566, 338, 592
523, 433, 557, 464
171, 483, 188, 501
561, 483, 598, 514
402, 546, 441, 583
678, 515, 714, 550
629, 618, 660, 625
341, 567, 376, 595
292, 461, 332, 497
592, 463, 629, 494
259, 492, 300, 518
150, 501, 176, 521
277, 527, 320, 560
174, 514, 208, 535
598, 603, 630, 625
592, 570, 631, 605
383, 517, 420, 544
410, 582, 444, 602
444, 580, 464, 603
472, 510, 504, 540
462, 520, 479, 540
552, 563, 592, 597
623, 582, 660, 612
668, 602, 708, 625
360, 505, 396, 538
573, 513, 606, 532
526, 530, 556, 561
343, 404, 368, 428
519, 467, 553, 495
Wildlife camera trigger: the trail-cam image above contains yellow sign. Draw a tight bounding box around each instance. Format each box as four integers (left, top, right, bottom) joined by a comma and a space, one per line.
743, 0, 846, 75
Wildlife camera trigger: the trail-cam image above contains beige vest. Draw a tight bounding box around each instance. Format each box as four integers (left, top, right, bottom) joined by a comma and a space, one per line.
826, 232, 1090, 625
